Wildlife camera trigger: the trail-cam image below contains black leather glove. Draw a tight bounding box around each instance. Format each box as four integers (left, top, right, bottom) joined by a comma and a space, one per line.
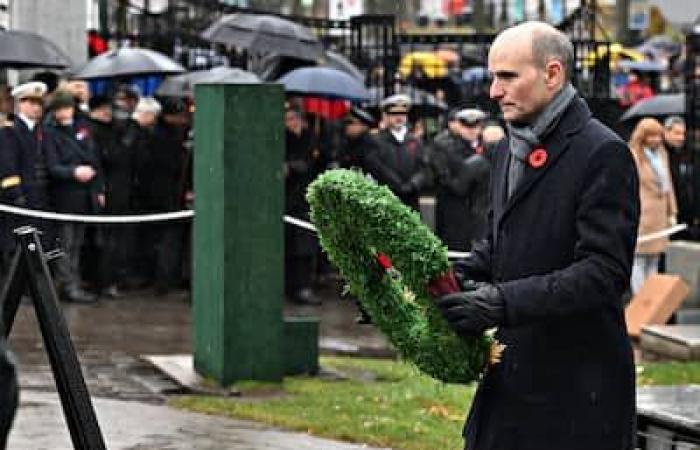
435, 283, 505, 337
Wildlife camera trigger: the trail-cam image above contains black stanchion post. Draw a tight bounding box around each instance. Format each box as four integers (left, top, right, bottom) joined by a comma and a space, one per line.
0, 226, 106, 450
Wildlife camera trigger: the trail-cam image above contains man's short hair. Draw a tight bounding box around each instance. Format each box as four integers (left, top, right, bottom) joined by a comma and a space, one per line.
664, 115, 685, 129
134, 97, 161, 115
531, 27, 574, 81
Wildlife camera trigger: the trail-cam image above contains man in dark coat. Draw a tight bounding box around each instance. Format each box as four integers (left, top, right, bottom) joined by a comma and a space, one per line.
137, 98, 191, 295
284, 106, 321, 305
339, 106, 378, 171
44, 90, 104, 304
0, 82, 54, 265
431, 108, 489, 251
434, 22, 640, 450
664, 116, 697, 239
0, 328, 17, 450
365, 94, 431, 211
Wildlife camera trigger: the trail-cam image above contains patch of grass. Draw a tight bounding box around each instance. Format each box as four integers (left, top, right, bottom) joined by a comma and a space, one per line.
637, 361, 700, 386
171, 357, 474, 450
170, 357, 700, 450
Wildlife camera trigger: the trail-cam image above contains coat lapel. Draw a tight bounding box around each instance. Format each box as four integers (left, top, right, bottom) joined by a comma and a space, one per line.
496, 98, 592, 228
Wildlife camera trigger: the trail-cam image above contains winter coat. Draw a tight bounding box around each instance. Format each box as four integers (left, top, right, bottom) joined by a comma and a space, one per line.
456, 98, 640, 450
630, 144, 678, 255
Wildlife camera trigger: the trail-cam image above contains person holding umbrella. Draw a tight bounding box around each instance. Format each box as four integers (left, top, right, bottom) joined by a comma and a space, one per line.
365, 94, 431, 211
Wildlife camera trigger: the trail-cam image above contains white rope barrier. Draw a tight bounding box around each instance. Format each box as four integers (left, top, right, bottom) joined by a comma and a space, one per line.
636, 224, 688, 244
0, 203, 689, 256
0, 203, 194, 224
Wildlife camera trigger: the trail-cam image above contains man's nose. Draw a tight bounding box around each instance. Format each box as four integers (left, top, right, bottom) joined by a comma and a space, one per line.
490, 79, 504, 100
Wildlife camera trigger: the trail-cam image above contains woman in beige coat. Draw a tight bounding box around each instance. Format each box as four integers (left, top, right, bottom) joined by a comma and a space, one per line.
629, 117, 678, 294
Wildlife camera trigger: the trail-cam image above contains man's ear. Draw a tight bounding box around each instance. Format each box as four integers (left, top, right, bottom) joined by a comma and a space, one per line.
544, 60, 565, 89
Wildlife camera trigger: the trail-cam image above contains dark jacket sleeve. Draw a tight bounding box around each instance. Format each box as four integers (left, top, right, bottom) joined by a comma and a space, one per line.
0, 129, 25, 204
447, 155, 490, 196
498, 140, 640, 326
44, 132, 77, 181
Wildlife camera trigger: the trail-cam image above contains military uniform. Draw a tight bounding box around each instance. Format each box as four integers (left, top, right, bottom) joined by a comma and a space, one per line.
0, 82, 54, 260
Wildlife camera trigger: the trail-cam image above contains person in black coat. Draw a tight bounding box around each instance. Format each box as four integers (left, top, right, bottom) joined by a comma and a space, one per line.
339, 106, 377, 170
365, 94, 432, 211
431, 108, 490, 251
137, 98, 191, 295
434, 22, 640, 450
0, 82, 54, 263
284, 106, 321, 305
0, 329, 17, 450
44, 90, 104, 304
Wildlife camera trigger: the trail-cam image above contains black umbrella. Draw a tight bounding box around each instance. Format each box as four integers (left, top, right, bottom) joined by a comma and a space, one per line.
156, 66, 260, 97
365, 87, 448, 116
202, 13, 322, 61
277, 67, 369, 102
0, 29, 72, 69
257, 50, 364, 82
620, 93, 684, 121
76, 47, 185, 79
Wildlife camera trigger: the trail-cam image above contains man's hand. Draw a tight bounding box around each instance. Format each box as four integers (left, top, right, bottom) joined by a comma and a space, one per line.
435, 283, 505, 337
74, 165, 96, 183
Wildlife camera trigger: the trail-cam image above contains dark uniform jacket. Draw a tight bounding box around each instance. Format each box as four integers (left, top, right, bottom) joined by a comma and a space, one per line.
457, 98, 640, 450
44, 118, 104, 214
366, 128, 431, 210
0, 116, 53, 250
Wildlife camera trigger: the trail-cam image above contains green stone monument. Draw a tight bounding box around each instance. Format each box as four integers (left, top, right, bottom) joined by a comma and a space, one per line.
193, 84, 285, 384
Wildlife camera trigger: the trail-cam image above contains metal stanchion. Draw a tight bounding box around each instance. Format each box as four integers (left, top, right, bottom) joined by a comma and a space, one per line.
0, 226, 106, 450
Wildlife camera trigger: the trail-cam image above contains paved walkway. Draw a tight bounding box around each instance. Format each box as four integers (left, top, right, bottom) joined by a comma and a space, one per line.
5, 284, 392, 450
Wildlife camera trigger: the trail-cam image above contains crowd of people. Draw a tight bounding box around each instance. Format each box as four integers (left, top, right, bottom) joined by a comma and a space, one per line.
284, 93, 505, 305
0, 78, 193, 303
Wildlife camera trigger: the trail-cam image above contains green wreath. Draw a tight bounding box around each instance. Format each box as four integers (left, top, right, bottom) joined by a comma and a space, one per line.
307, 169, 498, 384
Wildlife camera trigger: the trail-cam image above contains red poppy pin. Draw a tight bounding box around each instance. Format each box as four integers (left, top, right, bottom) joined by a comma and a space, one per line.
376, 252, 393, 270
529, 147, 548, 168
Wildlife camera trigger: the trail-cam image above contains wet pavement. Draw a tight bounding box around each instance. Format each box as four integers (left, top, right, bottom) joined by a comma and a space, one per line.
4, 283, 393, 449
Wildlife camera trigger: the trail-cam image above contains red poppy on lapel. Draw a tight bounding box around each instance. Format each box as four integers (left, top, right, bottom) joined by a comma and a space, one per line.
529, 148, 548, 168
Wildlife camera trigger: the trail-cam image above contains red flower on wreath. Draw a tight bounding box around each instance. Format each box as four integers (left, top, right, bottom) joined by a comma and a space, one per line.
376, 252, 393, 270
529, 148, 548, 168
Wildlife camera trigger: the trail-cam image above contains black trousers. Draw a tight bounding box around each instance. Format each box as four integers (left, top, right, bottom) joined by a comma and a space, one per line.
153, 223, 185, 290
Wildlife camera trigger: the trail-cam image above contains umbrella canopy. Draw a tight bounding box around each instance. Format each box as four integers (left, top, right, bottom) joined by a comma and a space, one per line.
584, 43, 644, 68
202, 13, 322, 61
399, 51, 448, 79
277, 67, 370, 102
156, 66, 259, 97
257, 50, 363, 82
0, 29, 72, 69
76, 47, 185, 79
620, 93, 684, 121
365, 87, 448, 116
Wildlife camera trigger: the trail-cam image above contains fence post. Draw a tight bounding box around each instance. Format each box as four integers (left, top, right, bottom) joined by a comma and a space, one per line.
193, 84, 285, 385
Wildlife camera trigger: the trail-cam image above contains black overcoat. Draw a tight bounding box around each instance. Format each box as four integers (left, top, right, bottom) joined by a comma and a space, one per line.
365, 129, 431, 210
44, 119, 103, 214
457, 98, 640, 450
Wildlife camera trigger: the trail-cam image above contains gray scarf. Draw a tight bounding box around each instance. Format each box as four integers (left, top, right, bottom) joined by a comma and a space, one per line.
506, 83, 578, 198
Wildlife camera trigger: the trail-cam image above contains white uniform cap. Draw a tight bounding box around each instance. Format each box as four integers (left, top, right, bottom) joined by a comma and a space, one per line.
455, 108, 487, 124
11, 81, 48, 100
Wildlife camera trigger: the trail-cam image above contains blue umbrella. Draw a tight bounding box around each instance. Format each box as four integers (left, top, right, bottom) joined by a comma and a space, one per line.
277, 67, 370, 102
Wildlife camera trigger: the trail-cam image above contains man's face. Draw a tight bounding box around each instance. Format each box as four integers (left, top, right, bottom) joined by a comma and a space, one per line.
19, 98, 44, 121
384, 111, 407, 130
488, 39, 550, 124
458, 121, 483, 143
345, 120, 367, 139
53, 105, 74, 125
665, 124, 686, 149
90, 105, 112, 123
285, 111, 303, 135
